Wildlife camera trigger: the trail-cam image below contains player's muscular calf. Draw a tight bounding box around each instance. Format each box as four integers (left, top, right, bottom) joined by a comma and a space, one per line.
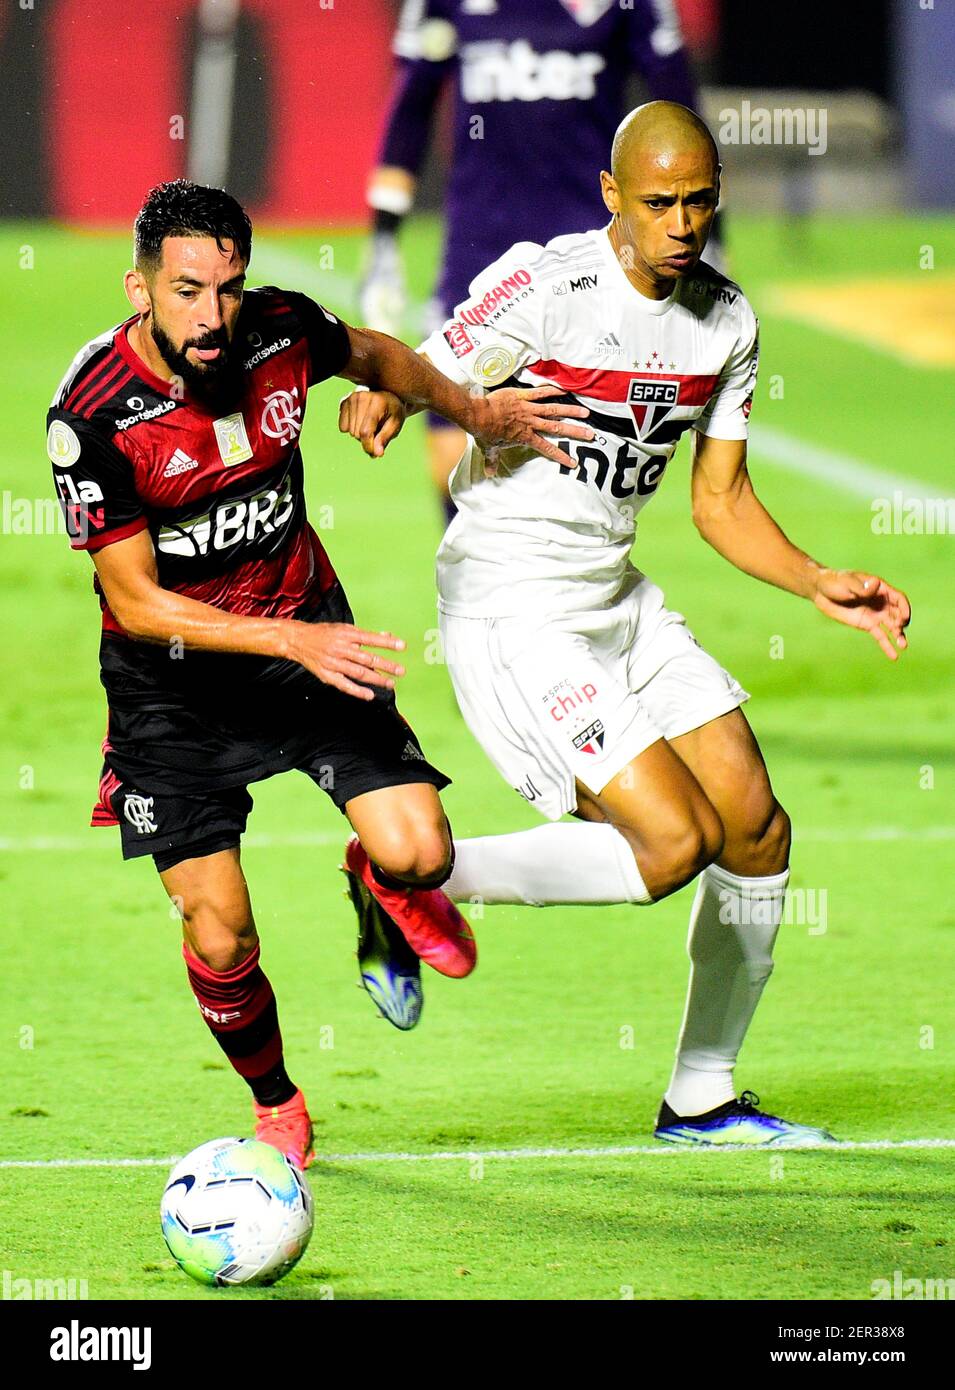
160, 849, 258, 973
575, 740, 725, 900
670, 710, 791, 877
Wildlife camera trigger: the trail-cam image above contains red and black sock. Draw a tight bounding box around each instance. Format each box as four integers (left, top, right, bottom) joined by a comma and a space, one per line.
183, 942, 296, 1108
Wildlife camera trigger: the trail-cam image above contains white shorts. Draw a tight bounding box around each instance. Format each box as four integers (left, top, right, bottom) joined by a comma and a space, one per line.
440, 575, 749, 821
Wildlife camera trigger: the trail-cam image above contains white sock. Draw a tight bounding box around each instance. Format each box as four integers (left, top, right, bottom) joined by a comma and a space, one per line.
446, 822, 651, 906
665, 861, 788, 1118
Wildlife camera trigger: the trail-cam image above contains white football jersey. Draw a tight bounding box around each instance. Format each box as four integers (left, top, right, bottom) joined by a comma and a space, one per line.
420, 225, 759, 617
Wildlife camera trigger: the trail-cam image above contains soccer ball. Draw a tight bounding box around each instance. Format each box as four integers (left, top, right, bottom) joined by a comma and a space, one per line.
160, 1137, 314, 1287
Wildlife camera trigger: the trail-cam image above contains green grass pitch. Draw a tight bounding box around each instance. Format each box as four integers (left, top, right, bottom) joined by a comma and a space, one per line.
1, 215, 953, 1300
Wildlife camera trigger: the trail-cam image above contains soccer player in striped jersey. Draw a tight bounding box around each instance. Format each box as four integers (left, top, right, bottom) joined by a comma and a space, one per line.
48, 181, 591, 1168
360, 0, 716, 526
339, 104, 911, 1146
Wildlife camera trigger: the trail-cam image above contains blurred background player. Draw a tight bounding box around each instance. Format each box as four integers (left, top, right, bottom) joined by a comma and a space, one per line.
359, 0, 720, 526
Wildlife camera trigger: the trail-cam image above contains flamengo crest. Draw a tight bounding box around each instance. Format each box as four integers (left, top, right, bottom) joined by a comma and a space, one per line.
261, 387, 302, 445
123, 794, 157, 835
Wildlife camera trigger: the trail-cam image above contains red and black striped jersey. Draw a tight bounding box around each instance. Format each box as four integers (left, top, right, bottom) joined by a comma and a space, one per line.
47, 287, 352, 703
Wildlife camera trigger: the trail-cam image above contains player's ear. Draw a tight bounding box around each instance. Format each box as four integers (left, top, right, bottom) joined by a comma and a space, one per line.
600, 170, 619, 216
124, 268, 152, 316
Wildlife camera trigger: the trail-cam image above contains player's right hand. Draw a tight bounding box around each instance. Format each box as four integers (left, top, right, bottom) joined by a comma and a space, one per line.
358, 234, 407, 337
287, 621, 407, 701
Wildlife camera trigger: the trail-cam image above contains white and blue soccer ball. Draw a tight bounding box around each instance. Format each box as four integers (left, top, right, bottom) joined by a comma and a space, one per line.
160, 1137, 314, 1287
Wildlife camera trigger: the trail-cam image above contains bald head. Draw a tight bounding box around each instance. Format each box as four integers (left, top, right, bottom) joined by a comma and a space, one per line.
600, 101, 720, 297
611, 101, 719, 189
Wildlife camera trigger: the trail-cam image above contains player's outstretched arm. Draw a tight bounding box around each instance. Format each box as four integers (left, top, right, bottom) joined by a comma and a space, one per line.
90, 531, 407, 701
338, 326, 593, 466
690, 433, 911, 661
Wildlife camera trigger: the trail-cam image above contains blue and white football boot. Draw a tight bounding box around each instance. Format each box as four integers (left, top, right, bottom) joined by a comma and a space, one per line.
343, 857, 423, 1031
654, 1090, 836, 1147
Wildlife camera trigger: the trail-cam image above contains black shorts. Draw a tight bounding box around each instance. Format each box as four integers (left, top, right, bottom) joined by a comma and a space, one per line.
94, 582, 449, 872
106, 702, 448, 872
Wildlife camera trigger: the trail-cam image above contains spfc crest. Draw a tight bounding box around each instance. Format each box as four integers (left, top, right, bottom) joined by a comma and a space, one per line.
572, 720, 606, 755
627, 378, 680, 440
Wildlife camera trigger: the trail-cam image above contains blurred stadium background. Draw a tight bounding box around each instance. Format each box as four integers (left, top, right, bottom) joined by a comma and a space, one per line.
3, 0, 951, 221
1, 0, 953, 1301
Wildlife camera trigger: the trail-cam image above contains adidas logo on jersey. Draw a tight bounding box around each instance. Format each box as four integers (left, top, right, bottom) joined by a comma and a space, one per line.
163, 449, 200, 479
595, 332, 622, 355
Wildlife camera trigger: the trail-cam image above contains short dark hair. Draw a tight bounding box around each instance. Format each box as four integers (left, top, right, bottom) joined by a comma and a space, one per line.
134, 180, 253, 273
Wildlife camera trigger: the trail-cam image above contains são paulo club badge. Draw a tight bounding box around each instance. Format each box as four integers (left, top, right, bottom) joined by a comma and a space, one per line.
572, 720, 606, 755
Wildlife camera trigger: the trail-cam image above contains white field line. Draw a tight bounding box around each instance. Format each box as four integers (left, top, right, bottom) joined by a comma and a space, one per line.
251, 239, 359, 315
748, 423, 939, 502
2, 1137, 955, 1171
1, 826, 954, 854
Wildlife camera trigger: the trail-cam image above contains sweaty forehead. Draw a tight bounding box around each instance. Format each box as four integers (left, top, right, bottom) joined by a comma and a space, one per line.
624, 143, 717, 193
158, 236, 244, 280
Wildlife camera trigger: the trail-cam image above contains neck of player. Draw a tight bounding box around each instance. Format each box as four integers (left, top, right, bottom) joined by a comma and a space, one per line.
128, 319, 176, 383
608, 219, 674, 303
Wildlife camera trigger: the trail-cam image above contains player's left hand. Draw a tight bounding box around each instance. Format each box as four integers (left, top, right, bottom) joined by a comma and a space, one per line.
339, 389, 407, 458
812, 569, 911, 661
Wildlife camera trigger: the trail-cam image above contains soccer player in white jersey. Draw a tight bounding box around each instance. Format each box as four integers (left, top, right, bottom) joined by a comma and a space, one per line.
339, 102, 911, 1146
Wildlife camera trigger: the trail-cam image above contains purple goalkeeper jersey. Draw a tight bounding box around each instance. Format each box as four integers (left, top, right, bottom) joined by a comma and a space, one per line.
379, 0, 698, 309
